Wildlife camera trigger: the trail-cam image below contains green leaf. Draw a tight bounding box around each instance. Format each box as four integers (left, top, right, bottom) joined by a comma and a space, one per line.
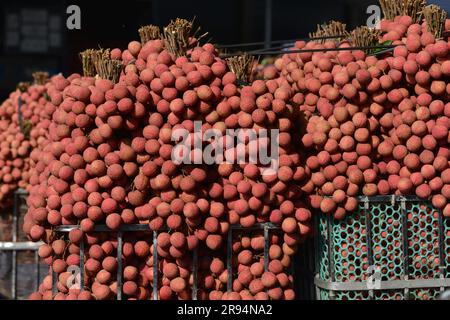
380, 40, 393, 46
370, 40, 394, 55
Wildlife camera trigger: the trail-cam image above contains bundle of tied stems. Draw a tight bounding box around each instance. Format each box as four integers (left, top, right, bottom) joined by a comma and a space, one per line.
163, 18, 208, 58
309, 20, 348, 43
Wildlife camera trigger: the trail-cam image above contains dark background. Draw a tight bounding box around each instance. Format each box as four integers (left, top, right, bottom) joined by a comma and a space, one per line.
0, 0, 449, 99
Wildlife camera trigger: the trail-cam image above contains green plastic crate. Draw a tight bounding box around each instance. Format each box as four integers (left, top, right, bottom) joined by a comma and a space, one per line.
315, 195, 450, 300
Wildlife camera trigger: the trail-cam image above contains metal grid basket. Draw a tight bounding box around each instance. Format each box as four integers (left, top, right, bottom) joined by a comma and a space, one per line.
0, 189, 45, 299
315, 195, 450, 300
52, 222, 294, 300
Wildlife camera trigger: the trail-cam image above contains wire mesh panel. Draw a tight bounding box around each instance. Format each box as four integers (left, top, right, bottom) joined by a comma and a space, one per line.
315, 196, 450, 300
407, 201, 442, 300
444, 218, 450, 278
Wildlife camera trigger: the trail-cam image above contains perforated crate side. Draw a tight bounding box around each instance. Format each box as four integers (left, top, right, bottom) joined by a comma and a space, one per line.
315, 196, 449, 300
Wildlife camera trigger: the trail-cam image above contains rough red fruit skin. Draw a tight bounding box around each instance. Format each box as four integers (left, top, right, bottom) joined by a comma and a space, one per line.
281, 217, 297, 234
68, 229, 83, 244
416, 184, 432, 199
106, 213, 122, 230
320, 198, 336, 213
123, 281, 138, 296
170, 277, 186, 293
170, 232, 186, 249
261, 272, 277, 288
205, 234, 223, 250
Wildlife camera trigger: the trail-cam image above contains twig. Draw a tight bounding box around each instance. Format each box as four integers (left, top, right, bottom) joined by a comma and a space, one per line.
309, 21, 348, 43
16, 82, 30, 93
221, 43, 401, 58
163, 18, 208, 58
423, 4, 447, 39
217, 35, 347, 49
79, 49, 97, 77
92, 49, 123, 83
401, 0, 426, 23
348, 26, 382, 51
32, 71, 49, 85
226, 53, 256, 85
379, 0, 402, 20
138, 25, 161, 44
